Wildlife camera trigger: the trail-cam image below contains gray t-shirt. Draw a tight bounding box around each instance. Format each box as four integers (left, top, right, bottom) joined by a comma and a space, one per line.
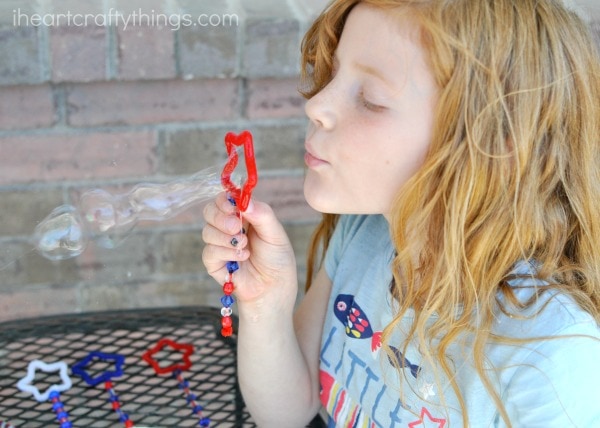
320, 214, 600, 427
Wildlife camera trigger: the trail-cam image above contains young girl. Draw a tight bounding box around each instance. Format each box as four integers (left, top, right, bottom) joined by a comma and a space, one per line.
202, 0, 600, 426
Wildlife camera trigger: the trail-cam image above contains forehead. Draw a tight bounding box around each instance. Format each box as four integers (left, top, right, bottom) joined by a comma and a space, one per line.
336, 4, 429, 88
339, 5, 420, 52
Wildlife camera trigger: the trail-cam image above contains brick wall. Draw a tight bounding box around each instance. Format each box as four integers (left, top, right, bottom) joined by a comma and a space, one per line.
0, 0, 329, 321
0, 0, 598, 322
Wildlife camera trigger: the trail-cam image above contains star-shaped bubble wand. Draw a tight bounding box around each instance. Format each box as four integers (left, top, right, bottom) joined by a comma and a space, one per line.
16, 360, 73, 427
71, 351, 134, 427
219, 130, 258, 337
142, 338, 210, 427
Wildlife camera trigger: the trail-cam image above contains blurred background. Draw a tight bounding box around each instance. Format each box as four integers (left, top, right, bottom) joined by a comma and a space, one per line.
0, 0, 598, 321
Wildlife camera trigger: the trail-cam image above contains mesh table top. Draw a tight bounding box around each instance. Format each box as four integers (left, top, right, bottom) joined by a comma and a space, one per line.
0, 306, 256, 427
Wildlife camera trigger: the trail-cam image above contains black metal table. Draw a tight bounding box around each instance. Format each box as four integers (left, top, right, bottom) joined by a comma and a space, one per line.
0, 306, 254, 427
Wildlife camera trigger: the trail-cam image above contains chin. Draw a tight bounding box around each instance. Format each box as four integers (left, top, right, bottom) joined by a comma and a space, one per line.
303, 178, 333, 214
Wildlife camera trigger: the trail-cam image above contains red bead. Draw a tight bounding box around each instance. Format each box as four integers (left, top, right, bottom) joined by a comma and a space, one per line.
125, 420, 134, 427
112, 401, 121, 410
221, 316, 233, 328
105, 381, 113, 389
223, 281, 234, 295
221, 326, 233, 337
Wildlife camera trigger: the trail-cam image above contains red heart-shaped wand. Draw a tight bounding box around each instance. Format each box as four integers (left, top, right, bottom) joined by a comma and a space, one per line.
220, 131, 258, 212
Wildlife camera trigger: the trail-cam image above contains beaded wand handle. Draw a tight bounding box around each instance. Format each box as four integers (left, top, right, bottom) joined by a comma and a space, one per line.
219, 131, 258, 337
71, 351, 134, 427
142, 338, 210, 427
16, 360, 73, 428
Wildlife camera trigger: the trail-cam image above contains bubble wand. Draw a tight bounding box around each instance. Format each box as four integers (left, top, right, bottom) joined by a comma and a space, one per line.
219, 131, 258, 337
71, 351, 134, 427
16, 360, 73, 428
142, 338, 210, 427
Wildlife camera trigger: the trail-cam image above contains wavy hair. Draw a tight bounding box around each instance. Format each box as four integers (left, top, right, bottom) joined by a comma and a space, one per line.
301, 0, 600, 426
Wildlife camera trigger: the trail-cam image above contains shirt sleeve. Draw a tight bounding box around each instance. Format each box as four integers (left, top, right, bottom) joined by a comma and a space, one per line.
502, 321, 600, 427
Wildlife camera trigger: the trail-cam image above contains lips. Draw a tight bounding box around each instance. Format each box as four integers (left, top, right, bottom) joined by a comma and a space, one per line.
304, 146, 328, 168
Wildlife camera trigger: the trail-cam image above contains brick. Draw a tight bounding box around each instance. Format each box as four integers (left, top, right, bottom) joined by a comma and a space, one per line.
0, 189, 63, 236
69, 182, 208, 229
253, 175, 320, 223
117, 25, 176, 80
158, 230, 205, 275
243, 18, 301, 78
66, 80, 238, 126
0, 0, 38, 27
0, 130, 157, 185
284, 222, 320, 289
0, 26, 42, 85
46, 0, 103, 16
50, 25, 107, 83
123, 278, 219, 309
163, 126, 234, 175
178, 24, 238, 79
75, 232, 157, 284
0, 284, 78, 321
291, 0, 329, 20
164, 122, 308, 182
0, 84, 56, 130
246, 78, 305, 119
176, 0, 240, 78
251, 122, 308, 170
240, 0, 295, 18
0, 239, 80, 289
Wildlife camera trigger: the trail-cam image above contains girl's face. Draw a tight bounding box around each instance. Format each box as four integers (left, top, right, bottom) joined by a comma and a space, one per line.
303, 4, 438, 219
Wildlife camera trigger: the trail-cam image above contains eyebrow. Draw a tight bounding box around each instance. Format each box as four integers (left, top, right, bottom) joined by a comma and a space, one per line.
352, 62, 395, 87
332, 52, 395, 89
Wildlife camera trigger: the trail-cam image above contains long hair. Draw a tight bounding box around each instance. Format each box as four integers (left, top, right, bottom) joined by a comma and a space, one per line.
301, 0, 600, 426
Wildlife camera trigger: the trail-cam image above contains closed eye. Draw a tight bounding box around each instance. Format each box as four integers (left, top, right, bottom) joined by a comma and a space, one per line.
358, 90, 386, 113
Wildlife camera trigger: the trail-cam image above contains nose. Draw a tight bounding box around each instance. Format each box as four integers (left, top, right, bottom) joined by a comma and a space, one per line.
305, 82, 337, 131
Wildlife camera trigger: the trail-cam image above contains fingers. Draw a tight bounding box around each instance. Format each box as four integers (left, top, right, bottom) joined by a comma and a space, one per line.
202, 192, 248, 282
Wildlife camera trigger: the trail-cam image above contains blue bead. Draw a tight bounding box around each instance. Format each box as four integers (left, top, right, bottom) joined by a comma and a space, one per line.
60, 422, 73, 428
193, 404, 203, 414
227, 195, 237, 206
56, 411, 68, 420
226, 261, 239, 273
119, 414, 128, 422
199, 417, 210, 427
108, 394, 119, 402
186, 393, 197, 403
49, 391, 60, 399
52, 402, 63, 411
220, 295, 234, 307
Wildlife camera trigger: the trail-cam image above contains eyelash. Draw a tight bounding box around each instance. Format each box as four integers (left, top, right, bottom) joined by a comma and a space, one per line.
358, 91, 385, 113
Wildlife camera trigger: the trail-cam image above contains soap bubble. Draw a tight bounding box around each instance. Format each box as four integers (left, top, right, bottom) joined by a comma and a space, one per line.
33, 153, 244, 261
33, 205, 88, 261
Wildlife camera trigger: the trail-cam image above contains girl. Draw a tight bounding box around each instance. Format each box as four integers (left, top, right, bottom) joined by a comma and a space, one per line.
202, 0, 600, 426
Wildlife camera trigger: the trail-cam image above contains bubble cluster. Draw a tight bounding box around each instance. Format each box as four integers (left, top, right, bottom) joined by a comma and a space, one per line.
34, 162, 241, 261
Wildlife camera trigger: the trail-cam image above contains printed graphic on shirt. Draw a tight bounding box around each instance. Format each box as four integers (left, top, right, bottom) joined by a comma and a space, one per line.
320, 369, 377, 428
323, 294, 448, 427
407, 407, 446, 428
333, 294, 383, 352
387, 346, 421, 379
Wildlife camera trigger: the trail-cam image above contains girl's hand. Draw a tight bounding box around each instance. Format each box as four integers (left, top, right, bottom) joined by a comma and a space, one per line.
202, 193, 298, 309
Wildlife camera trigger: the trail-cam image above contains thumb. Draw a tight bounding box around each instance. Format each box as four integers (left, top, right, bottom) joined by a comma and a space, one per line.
241, 199, 289, 246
